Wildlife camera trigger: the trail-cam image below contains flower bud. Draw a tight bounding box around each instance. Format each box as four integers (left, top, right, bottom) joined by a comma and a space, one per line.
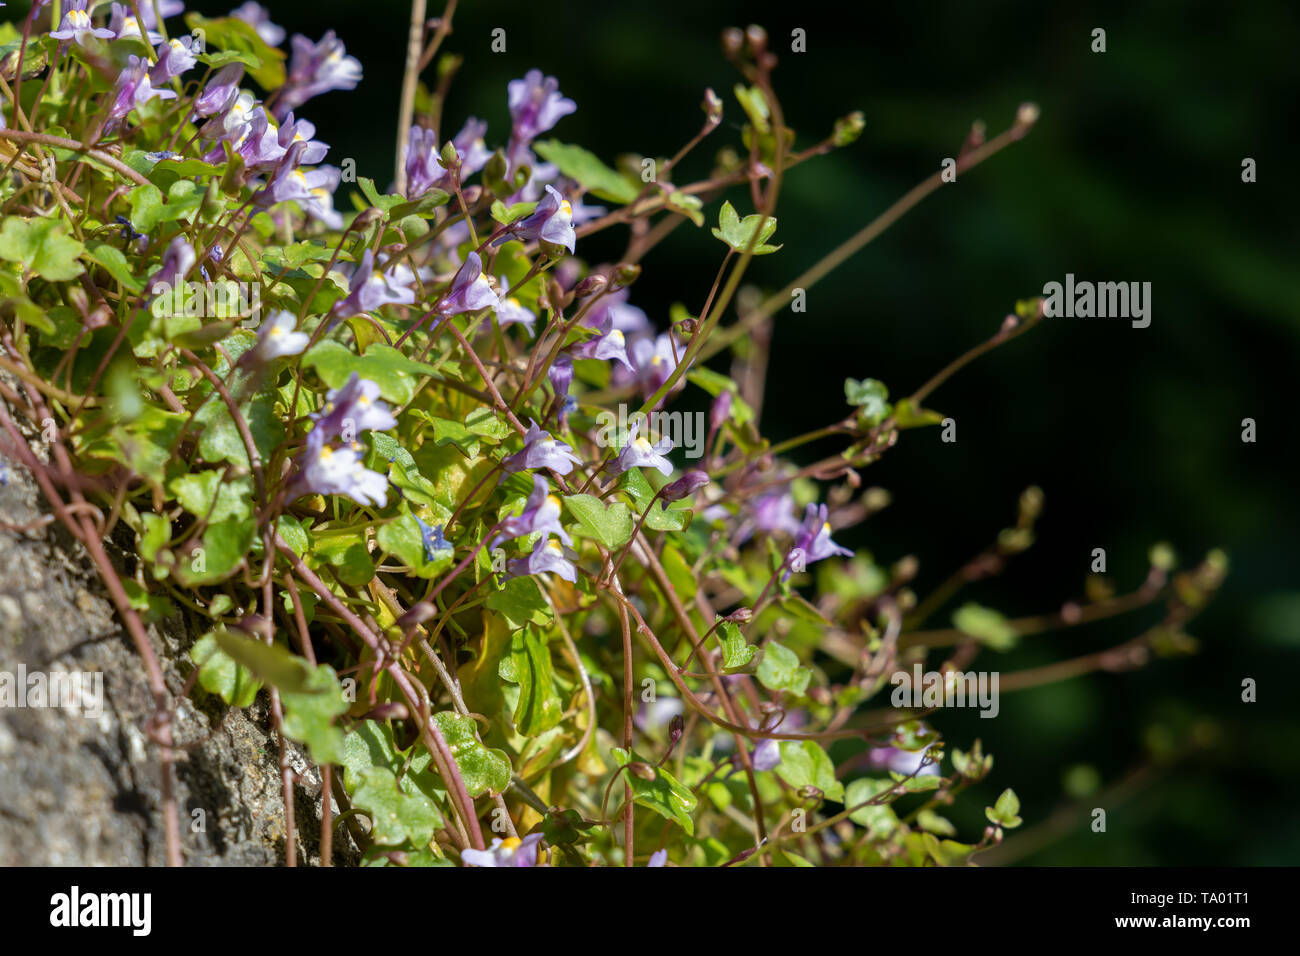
702, 88, 724, 125
668, 714, 684, 745
660, 470, 709, 507
722, 27, 745, 58
627, 761, 656, 781
725, 607, 753, 624
745, 24, 768, 53
573, 273, 608, 299
709, 390, 732, 432
610, 263, 641, 289
832, 111, 866, 147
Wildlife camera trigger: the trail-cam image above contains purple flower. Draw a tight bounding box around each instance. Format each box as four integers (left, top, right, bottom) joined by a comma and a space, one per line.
312, 373, 398, 442
332, 250, 417, 320
792, 503, 853, 564
571, 311, 631, 370
647, 849, 668, 867
233, 106, 287, 170
610, 420, 673, 477
437, 251, 498, 316
506, 185, 575, 254
866, 746, 940, 778
461, 833, 545, 868
494, 282, 537, 336
150, 36, 197, 85
107, 55, 177, 125
148, 236, 196, 294
230, 2, 285, 46
752, 738, 782, 772
403, 125, 446, 199
503, 421, 582, 476
491, 475, 571, 548
447, 117, 492, 180
194, 64, 244, 118
247, 310, 308, 363
277, 113, 329, 165
746, 491, 801, 541
108, 3, 163, 44
507, 69, 575, 153
289, 433, 388, 508
548, 354, 574, 398
507, 536, 577, 583
199, 89, 257, 145
585, 289, 649, 337
626, 333, 690, 402
52, 3, 115, 46
275, 31, 362, 119
413, 516, 453, 562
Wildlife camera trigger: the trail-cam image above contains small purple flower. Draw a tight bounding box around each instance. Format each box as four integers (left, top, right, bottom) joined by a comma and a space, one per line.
194, 64, 244, 118
866, 746, 940, 778
246, 310, 308, 363
748, 491, 801, 540
461, 833, 545, 868
647, 849, 668, 867
507, 536, 577, 584
413, 516, 453, 562
491, 475, 571, 548
332, 249, 417, 320
436, 251, 498, 316
507, 69, 575, 152
199, 89, 257, 146
275, 31, 362, 119
403, 125, 445, 199
277, 113, 329, 165
289, 433, 388, 508
571, 314, 631, 371
230, 1, 285, 46
447, 117, 492, 181
494, 282, 537, 336
752, 737, 782, 772
108, 3, 163, 44
233, 106, 287, 170
52, 3, 115, 46
792, 503, 853, 564
586, 289, 649, 336
626, 333, 690, 402
503, 421, 582, 476
548, 354, 574, 398
108, 55, 177, 125
150, 36, 197, 84
148, 236, 195, 294
610, 420, 673, 477
312, 373, 398, 442
505, 185, 575, 254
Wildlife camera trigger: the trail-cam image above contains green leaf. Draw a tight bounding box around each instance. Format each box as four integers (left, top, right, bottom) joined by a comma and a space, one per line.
313, 533, 376, 588
756, 641, 811, 695
0, 217, 85, 280
985, 787, 1023, 828
711, 200, 781, 255
892, 397, 944, 429
563, 493, 633, 549
212, 629, 316, 694
844, 777, 900, 834
498, 628, 564, 736
169, 470, 254, 523
280, 663, 349, 765
716, 619, 756, 671
844, 377, 890, 424
665, 191, 704, 226
351, 767, 444, 847
611, 747, 699, 835
376, 510, 454, 579
84, 242, 144, 293
533, 140, 639, 203
176, 517, 255, 585
303, 340, 440, 405
775, 740, 844, 802
431, 712, 512, 796
618, 468, 692, 532
485, 575, 552, 630
190, 630, 261, 707
952, 602, 1018, 651
193, 388, 285, 470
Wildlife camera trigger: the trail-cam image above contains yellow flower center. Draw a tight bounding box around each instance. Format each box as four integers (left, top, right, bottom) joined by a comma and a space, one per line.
319, 445, 334, 461
559, 200, 572, 216
69, 10, 91, 29
507, 297, 521, 309
500, 837, 521, 850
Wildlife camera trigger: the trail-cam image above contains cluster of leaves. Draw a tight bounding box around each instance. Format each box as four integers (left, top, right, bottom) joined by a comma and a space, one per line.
0, 5, 1226, 867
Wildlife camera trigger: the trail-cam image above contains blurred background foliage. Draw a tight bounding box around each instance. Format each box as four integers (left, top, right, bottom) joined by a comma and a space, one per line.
11, 0, 1296, 864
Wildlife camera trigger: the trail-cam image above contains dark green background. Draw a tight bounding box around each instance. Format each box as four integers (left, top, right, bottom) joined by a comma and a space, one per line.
15, 0, 1298, 864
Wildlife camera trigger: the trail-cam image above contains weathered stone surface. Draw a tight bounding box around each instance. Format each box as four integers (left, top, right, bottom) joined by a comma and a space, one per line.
0, 412, 350, 866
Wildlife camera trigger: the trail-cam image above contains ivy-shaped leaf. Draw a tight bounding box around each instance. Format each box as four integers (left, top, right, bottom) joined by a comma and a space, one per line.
279, 663, 349, 765
431, 712, 512, 797
303, 340, 441, 405
563, 493, 634, 549
611, 747, 699, 835
716, 619, 756, 671
0, 217, 85, 280
189, 630, 261, 707
756, 640, 811, 695
533, 140, 639, 203
711, 200, 781, 255
775, 740, 845, 802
